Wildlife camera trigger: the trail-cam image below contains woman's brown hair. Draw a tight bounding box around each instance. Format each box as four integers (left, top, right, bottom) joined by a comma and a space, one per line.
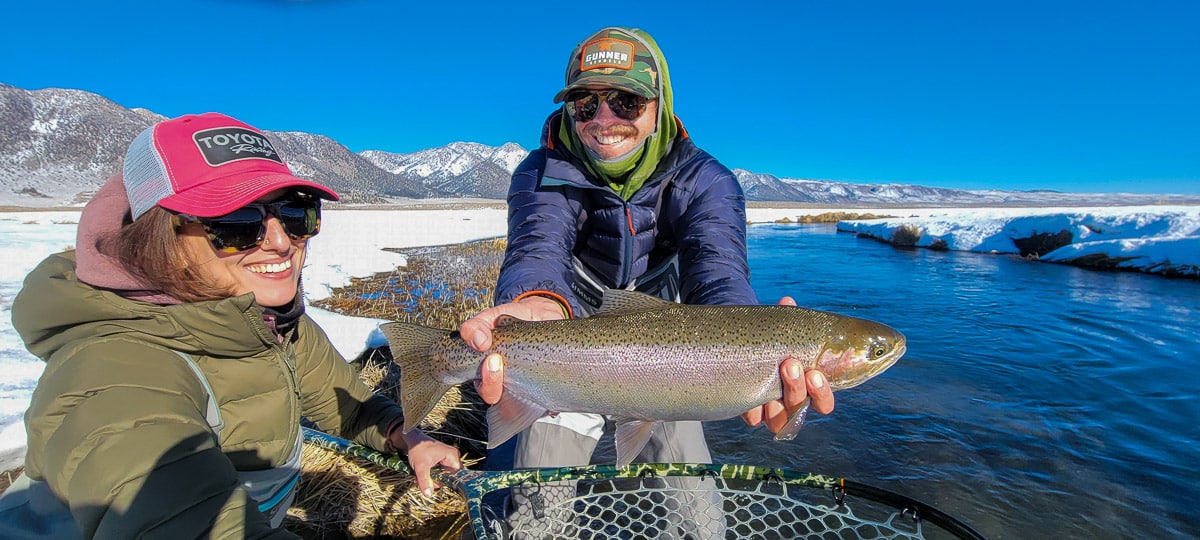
99, 207, 237, 302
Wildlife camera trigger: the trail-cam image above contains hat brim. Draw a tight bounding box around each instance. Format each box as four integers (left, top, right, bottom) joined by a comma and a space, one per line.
156, 172, 339, 218
553, 75, 657, 103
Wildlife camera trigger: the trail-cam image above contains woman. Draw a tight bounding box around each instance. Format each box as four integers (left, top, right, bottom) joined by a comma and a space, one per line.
0, 113, 460, 538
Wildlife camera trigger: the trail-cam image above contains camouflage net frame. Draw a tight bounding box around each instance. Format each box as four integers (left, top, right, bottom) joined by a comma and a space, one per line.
444, 463, 984, 540
301, 429, 984, 539
302, 426, 412, 474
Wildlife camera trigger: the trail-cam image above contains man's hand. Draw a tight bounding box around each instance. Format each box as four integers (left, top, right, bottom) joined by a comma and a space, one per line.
459, 296, 567, 404
740, 296, 836, 433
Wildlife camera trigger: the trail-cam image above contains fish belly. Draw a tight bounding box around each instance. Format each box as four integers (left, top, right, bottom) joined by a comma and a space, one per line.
495, 342, 787, 422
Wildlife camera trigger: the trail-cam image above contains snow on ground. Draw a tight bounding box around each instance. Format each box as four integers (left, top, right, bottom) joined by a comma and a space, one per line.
834, 206, 1200, 276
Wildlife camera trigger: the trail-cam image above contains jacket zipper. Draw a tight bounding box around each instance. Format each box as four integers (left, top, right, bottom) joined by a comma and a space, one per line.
620, 204, 636, 285
277, 339, 301, 454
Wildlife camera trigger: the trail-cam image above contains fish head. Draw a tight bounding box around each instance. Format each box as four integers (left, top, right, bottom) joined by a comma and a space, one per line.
815, 318, 906, 390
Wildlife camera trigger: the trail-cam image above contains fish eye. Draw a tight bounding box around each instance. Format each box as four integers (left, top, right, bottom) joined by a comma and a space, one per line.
872, 345, 887, 358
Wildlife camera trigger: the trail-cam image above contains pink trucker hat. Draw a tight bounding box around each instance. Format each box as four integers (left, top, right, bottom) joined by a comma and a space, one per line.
122, 112, 338, 219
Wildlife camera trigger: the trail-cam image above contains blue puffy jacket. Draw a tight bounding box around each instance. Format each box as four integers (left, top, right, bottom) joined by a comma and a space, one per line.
495, 112, 758, 315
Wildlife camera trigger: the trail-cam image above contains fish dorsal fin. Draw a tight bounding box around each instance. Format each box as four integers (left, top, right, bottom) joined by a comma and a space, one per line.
613, 418, 658, 466
486, 393, 548, 449
595, 289, 676, 318
494, 315, 526, 328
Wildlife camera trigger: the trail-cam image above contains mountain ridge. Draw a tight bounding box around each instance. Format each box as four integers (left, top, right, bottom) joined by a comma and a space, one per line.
3, 83, 1197, 209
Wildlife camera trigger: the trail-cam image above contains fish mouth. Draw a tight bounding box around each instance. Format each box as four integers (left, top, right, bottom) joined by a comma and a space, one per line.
878, 342, 906, 371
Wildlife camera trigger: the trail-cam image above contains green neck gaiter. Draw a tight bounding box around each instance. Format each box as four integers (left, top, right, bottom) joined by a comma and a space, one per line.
594, 142, 645, 176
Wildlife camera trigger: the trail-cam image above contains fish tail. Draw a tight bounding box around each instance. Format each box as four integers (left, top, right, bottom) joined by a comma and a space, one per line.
380, 321, 455, 433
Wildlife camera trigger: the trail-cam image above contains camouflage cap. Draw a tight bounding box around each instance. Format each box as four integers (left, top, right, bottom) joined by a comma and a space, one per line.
552, 27, 661, 103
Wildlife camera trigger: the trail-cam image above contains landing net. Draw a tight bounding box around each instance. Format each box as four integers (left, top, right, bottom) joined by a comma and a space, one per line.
301, 428, 985, 539
443, 463, 984, 540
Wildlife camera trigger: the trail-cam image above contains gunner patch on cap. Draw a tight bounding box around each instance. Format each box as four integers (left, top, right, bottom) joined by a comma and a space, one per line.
580, 38, 635, 72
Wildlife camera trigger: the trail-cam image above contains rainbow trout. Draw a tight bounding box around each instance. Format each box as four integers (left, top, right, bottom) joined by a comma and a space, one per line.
383, 289, 905, 466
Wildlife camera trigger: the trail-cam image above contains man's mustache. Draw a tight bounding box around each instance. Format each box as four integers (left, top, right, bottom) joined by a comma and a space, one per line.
582, 124, 638, 139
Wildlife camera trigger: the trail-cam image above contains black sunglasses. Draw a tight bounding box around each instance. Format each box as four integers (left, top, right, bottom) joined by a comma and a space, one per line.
564, 89, 649, 122
177, 192, 322, 253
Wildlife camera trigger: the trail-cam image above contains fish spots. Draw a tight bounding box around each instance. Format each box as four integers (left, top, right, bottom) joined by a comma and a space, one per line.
398, 290, 903, 451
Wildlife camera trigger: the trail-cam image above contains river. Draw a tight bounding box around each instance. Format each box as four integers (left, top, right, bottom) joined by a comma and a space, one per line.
691, 222, 1200, 539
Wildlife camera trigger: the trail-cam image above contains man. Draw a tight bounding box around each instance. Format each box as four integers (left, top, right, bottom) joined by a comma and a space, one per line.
461, 26, 834, 534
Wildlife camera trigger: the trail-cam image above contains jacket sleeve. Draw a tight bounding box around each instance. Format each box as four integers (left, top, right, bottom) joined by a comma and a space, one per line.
294, 315, 401, 452
24, 339, 296, 539
674, 158, 760, 306
494, 151, 583, 311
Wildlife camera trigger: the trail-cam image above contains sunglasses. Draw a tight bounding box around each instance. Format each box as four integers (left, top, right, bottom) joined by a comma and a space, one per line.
177, 192, 322, 253
564, 89, 649, 122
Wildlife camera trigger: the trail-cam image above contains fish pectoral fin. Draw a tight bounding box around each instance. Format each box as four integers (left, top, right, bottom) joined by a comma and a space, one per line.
485, 393, 547, 449
614, 419, 658, 466
774, 397, 810, 441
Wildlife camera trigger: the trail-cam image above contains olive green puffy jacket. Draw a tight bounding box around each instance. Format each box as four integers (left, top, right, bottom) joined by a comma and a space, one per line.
12, 250, 403, 538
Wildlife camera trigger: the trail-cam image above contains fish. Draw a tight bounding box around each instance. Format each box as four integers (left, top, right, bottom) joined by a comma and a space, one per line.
382, 289, 906, 466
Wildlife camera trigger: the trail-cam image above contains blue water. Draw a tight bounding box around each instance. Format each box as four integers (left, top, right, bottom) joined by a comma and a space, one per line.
700, 223, 1200, 539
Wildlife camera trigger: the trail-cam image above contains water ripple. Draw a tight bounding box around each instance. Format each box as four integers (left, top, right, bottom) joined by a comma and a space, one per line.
740, 224, 1200, 539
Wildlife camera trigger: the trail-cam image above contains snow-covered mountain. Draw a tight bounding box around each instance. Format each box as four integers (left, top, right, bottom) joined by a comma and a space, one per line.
732, 170, 1200, 207
0, 84, 443, 206
3, 83, 1198, 209
267, 130, 425, 203
0, 84, 164, 205
360, 141, 526, 199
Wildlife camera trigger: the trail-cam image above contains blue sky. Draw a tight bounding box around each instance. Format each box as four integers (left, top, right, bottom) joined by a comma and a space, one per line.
3, 0, 1198, 194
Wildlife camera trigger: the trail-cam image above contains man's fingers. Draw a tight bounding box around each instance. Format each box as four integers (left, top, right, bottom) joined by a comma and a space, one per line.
780, 358, 807, 414
807, 370, 834, 414
459, 316, 494, 352
762, 400, 787, 433
776, 296, 797, 306
476, 353, 505, 404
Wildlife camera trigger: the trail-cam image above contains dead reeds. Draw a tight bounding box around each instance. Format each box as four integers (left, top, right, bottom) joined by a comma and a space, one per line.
289, 237, 505, 538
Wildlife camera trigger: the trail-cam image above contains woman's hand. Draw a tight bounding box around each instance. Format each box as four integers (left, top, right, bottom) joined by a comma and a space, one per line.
740, 297, 835, 433
394, 429, 462, 496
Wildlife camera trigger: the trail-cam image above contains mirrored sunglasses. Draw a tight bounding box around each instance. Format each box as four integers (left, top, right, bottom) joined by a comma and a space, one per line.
564, 89, 649, 122
176, 192, 322, 253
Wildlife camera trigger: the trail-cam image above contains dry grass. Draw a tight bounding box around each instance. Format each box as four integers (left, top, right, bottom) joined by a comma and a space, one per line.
290, 238, 505, 538
890, 224, 924, 247
313, 238, 505, 327
283, 443, 467, 539
793, 211, 895, 224
0, 467, 21, 494
755, 211, 896, 224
